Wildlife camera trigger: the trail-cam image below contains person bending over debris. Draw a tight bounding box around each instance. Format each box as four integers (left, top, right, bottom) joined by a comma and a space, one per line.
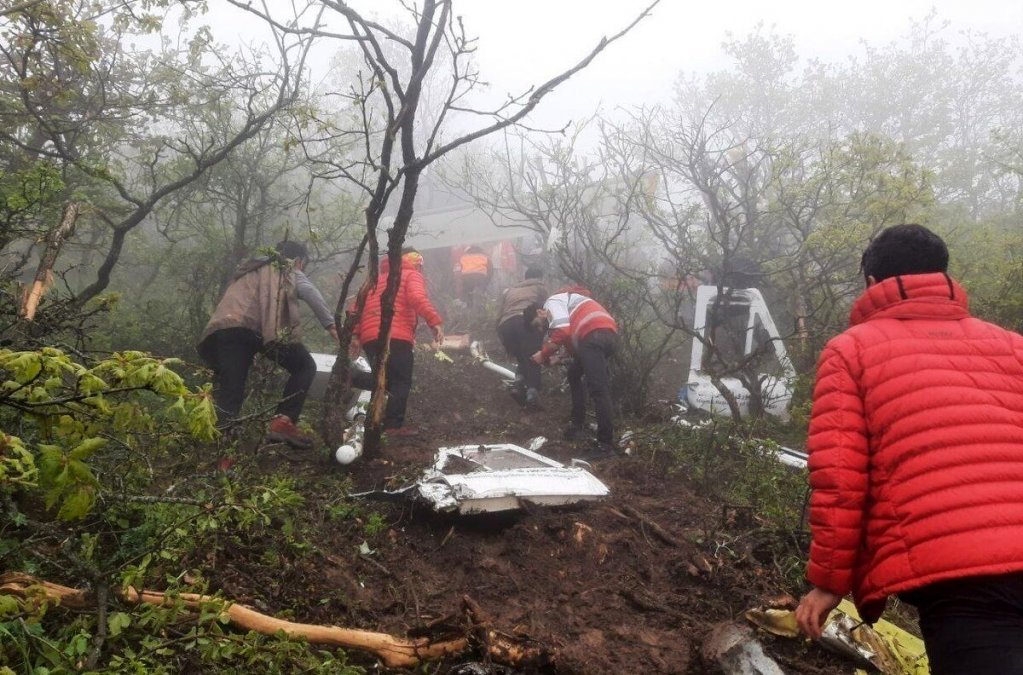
350, 248, 444, 436
527, 287, 619, 460
198, 240, 338, 449
795, 224, 1023, 675
495, 266, 547, 406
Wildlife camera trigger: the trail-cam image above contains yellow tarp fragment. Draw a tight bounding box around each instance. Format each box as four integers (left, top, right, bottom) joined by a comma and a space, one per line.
835, 599, 928, 675
434, 350, 454, 364
744, 599, 928, 675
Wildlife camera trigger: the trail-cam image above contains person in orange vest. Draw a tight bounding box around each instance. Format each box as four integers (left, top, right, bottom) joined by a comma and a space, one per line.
455, 245, 492, 309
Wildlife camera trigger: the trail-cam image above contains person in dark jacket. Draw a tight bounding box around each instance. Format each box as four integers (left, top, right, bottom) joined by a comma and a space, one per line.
198, 240, 337, 449
795, 225, 1023, 675
495, 267, 547, 406
350, 248, 444, 435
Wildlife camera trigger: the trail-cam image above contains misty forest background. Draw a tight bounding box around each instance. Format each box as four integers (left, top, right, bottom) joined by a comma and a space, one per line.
2, 0, 1023, 672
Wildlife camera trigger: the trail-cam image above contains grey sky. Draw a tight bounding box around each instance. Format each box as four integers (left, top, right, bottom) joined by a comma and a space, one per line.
203, 1, 1022, 132
453, 0, 1022, 129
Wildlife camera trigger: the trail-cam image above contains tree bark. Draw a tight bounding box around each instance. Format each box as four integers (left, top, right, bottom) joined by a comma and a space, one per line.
20, 201, 80, 321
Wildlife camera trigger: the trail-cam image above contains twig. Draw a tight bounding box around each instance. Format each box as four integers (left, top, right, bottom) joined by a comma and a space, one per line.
620, 505, 684, 548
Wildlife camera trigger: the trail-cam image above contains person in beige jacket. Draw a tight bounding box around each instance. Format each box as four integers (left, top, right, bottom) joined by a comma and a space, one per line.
495, 267, 547, 406
198, 240, 337, 448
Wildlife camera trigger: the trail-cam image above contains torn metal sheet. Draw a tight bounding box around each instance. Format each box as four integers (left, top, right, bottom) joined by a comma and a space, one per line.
417, 443, 610, 515
701, 621, 786, 675
309, 353, 370, 399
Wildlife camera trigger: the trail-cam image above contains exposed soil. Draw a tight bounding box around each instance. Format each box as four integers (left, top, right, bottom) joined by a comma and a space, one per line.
209, 338, 853, 674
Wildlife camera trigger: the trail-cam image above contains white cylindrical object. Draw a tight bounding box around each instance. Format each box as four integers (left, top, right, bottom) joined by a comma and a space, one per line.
481, 359, 516, 380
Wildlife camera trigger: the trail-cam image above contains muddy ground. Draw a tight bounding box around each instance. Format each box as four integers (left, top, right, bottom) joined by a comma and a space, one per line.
213, 338, 853, 674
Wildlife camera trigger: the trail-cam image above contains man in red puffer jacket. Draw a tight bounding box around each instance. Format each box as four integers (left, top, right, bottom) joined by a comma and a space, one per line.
795, 224, 1023, 674
351, 248, 443, 435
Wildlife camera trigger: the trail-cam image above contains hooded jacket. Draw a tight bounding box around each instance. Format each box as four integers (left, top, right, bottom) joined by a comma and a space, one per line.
356, 256, 442, 344
806, 272, 1023, 622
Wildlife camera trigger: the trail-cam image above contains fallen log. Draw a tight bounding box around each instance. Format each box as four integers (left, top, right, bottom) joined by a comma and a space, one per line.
1, 572, 466, 669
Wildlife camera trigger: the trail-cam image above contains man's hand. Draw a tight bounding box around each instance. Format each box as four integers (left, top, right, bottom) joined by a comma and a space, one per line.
328, 325, 340, 344
431, 324, 444, 349
795, 587, 843, 640
531, 351, 544, 365
348, 336, 361, 360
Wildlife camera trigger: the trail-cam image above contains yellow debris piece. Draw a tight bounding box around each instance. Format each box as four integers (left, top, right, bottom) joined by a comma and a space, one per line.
744, 600, 929, 675
434, 350, 454, 364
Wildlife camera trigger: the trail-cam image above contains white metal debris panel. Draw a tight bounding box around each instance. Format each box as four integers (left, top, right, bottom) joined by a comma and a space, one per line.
417, 443, 610, 515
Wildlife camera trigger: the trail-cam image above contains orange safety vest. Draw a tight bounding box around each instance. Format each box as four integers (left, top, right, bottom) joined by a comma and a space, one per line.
459, 252, 489, 275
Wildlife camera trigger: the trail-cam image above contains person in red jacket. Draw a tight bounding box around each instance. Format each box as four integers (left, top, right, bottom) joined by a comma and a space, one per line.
351, 248, 444, 435
527, 286, 619, 460
795, 224, 1023, 674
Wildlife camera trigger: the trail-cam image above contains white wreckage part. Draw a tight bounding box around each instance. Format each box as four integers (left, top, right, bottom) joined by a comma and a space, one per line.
335, 389, 372, 464
685, 285, 796, 421
469, 340, 518, 382
416, 443, 610, 515
308, 353, 371, 399
305, 354, 373, 463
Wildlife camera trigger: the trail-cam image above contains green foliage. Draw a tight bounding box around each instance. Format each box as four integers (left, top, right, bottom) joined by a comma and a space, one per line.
661, 419, 807, 529
0, 348, 217, 520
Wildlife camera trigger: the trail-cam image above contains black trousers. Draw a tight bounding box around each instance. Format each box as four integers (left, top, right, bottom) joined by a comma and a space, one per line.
203, 327, 315, 423
350, 339, 415, 429
900, 572, 1023, 675
567, 329, 618, 444
497, 316, 542, 391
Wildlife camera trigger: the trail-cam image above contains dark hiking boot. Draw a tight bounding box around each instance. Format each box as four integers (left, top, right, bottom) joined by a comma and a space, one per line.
580, 442, 619, 463
563, 424, 585, 441
525, 388, 541, 407
266, 415, 314, 449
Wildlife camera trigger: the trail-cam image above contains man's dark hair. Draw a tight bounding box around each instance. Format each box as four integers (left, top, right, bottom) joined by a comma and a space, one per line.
275, 240, 308, 262
860, 224, 948, 282
522, 302, 542, 323
524, 266, 543, 280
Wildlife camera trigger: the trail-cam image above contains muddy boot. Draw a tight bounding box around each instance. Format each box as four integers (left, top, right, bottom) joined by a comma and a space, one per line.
525, 388, 540, 408
266, 415, 313, 449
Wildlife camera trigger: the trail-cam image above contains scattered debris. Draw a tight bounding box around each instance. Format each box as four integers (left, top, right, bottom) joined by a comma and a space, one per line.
743, 599, 929, 675
470, 340, 517, 382
683, 285, 796, 420
701, 621, 786, 674
417, 443, 610, 514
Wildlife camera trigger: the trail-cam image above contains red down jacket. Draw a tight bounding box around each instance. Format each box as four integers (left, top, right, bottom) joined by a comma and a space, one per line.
356, 257, 442, 344
807, 272, 1023, 622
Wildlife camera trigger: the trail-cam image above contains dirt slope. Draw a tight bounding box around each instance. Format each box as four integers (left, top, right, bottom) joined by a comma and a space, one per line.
214, 343, 851, 674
